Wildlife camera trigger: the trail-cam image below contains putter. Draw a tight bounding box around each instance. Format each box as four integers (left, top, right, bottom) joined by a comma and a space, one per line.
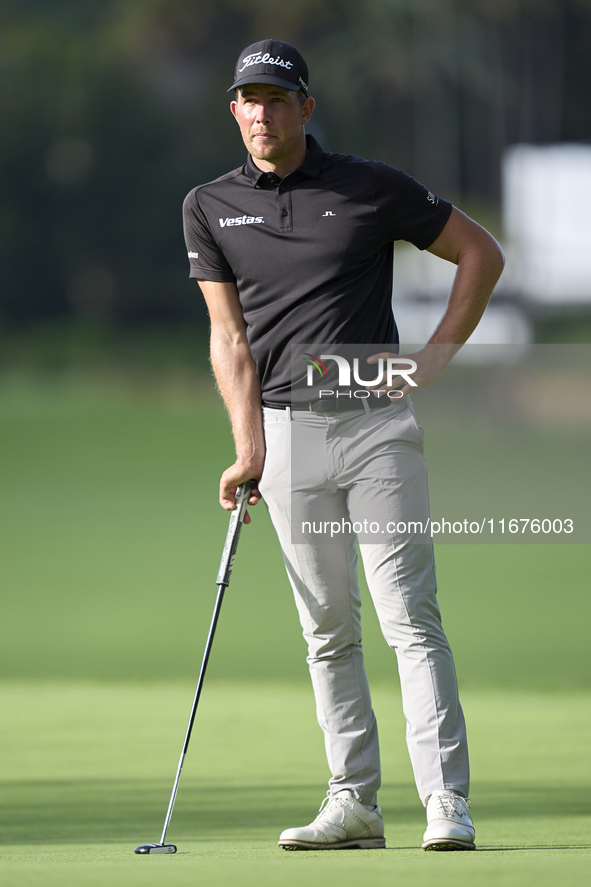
135, 479, 256, 855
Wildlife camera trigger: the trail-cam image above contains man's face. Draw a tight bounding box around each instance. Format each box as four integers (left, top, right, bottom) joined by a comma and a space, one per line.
230, 84, 314, 165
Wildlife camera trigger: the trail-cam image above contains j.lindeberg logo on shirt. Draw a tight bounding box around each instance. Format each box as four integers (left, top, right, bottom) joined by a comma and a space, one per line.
238, 53, 293, 73
219, 215, 265, 227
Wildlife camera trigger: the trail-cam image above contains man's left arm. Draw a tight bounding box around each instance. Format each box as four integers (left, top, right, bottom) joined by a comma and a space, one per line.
368, 206, 505, 391
426, 206, 505, 346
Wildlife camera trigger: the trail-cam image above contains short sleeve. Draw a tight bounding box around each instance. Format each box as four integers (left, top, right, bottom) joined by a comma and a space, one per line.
182, 188, 236, 282
371, 163, 453, 250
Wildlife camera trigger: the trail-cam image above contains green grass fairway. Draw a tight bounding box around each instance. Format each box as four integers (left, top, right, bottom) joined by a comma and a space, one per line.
1, 682, 590, 886
1, 376, 590, 885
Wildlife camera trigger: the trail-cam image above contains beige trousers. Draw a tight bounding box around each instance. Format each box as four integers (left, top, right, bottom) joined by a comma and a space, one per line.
259, 399, 469, 807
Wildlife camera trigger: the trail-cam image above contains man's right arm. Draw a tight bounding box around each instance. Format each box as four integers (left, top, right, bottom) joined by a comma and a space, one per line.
197, 280, 265, 519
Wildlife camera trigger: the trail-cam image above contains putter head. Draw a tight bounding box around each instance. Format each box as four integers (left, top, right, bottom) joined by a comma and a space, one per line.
134, 843, 177, 854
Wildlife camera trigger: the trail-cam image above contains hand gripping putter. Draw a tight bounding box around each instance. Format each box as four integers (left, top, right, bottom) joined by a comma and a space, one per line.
135, 480, 256, 855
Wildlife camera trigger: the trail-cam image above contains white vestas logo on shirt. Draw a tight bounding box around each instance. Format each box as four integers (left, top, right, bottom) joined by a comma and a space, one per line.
219, 215, 264, 227
238, 53, 293, 73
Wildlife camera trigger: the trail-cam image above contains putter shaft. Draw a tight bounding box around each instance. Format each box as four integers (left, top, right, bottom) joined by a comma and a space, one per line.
135, 480, 255, 855
158, 582, 226, 846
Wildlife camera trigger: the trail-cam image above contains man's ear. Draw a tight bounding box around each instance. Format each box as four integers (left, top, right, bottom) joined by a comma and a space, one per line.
301, 97, 315, 126
230, 100, 238, 120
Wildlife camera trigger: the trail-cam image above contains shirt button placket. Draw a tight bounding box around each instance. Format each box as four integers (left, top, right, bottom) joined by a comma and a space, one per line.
278, 185, 293, 233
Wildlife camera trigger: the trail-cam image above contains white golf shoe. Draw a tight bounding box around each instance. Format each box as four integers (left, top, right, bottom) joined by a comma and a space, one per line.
422, 790, 476, 851
278, 790, 386, 850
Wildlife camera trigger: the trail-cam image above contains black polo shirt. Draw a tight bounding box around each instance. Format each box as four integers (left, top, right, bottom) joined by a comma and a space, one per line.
183, 135, 452, 405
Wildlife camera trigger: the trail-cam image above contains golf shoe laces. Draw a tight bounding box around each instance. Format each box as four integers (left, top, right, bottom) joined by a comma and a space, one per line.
430, 792, 471, 820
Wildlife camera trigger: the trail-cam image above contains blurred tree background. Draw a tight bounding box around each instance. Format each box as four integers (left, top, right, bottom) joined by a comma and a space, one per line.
1, 0, 590, 352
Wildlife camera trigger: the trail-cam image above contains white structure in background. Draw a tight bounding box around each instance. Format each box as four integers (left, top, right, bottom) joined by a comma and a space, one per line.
502, 143, 591, 304
392, 142, 591, 351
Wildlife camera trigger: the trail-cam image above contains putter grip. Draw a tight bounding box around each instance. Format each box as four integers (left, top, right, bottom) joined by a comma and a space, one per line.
216, 480, 256, 586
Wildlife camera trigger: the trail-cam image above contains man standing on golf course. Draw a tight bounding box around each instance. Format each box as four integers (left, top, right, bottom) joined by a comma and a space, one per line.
183, 39, 504, 851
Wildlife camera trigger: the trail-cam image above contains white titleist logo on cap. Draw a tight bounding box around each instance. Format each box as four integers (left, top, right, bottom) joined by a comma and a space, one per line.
238, 52, 293, 73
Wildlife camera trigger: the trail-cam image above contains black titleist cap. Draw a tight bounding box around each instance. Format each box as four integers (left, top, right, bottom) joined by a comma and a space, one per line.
228, 39, 309, 96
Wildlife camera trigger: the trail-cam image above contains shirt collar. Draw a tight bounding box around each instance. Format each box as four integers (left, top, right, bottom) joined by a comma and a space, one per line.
246, 134, 324, 187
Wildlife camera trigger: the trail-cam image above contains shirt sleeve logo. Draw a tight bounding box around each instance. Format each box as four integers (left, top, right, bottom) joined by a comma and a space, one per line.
219, 215, 265, 227
426, 191, 439, 205
187, 251, 199, 258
